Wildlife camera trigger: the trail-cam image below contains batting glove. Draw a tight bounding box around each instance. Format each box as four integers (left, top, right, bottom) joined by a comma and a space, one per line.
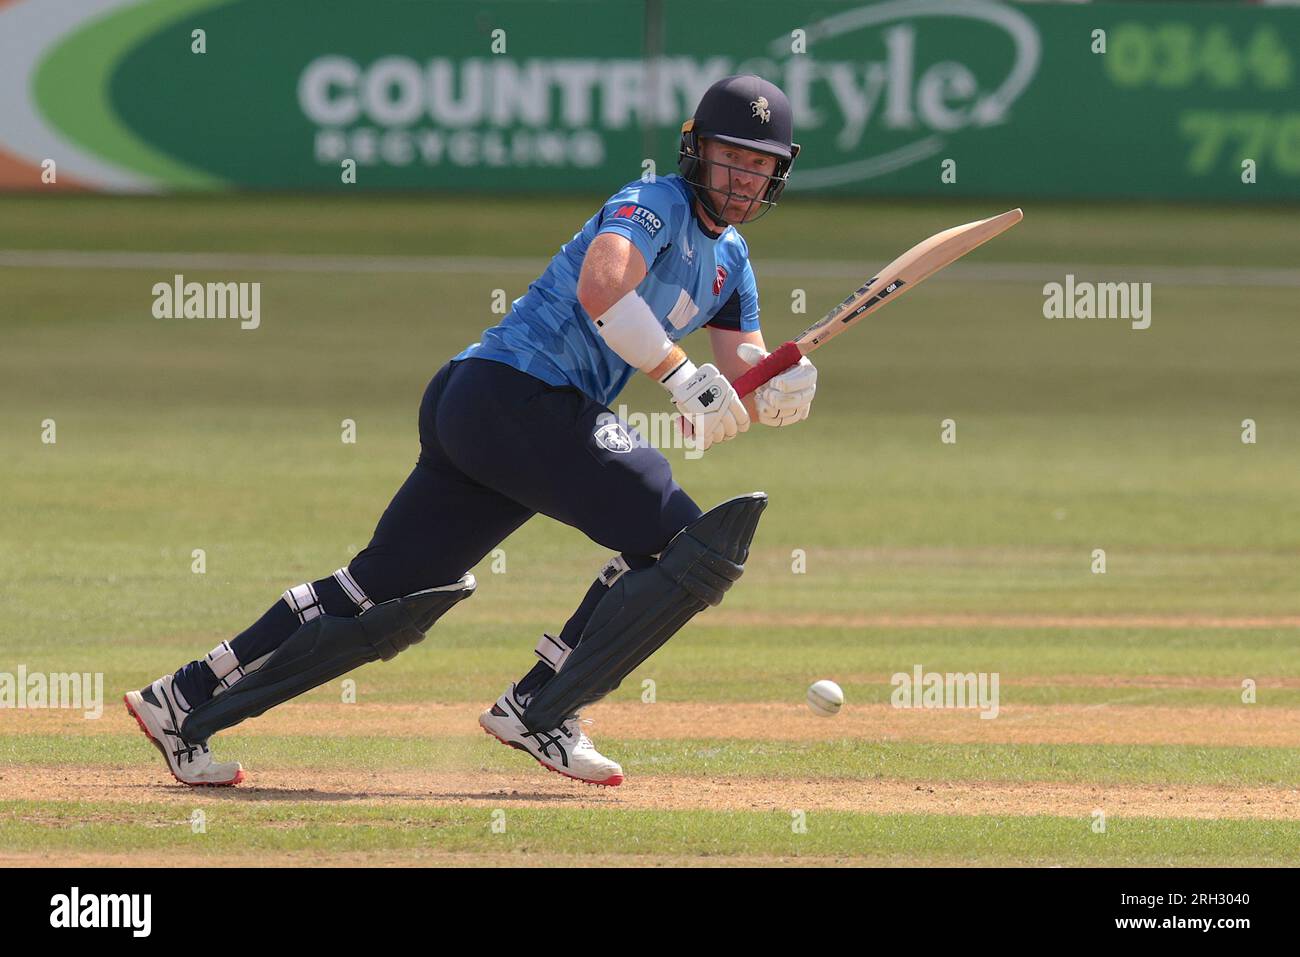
736, 342, 817, 427
661, 360, 749, 453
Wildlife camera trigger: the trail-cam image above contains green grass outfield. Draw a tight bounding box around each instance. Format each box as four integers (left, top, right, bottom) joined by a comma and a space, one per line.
5, 801, 1298, 867
1, 194, 1297, 866
5, 733, 1299, 787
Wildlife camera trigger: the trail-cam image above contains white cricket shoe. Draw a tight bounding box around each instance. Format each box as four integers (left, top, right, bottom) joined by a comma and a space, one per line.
479, 684, 623, 787
124, 675, 244, 787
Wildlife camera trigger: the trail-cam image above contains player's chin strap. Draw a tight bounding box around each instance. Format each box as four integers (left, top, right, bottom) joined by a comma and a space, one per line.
521, 493, 767, 731
694, 187, 734, 230
180, 575, 476, 743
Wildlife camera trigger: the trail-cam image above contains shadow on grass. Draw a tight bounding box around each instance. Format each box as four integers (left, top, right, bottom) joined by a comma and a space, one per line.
143, 784, 614, 805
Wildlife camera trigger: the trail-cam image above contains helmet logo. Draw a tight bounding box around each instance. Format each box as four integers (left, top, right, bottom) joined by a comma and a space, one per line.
751, 96, 771, 123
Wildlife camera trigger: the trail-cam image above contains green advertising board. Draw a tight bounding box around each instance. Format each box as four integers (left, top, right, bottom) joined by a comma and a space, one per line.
6, 0, 1297, 198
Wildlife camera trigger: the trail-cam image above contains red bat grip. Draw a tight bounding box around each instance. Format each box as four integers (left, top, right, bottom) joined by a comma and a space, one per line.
731, 340, 803, 399
672, 340, 804, 440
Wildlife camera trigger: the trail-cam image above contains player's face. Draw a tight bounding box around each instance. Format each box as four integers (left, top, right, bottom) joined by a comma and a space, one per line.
700, 139, 779, 224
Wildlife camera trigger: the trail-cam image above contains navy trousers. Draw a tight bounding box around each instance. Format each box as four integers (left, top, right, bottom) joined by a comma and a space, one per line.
174, 357, 703, 708
349, 356, 703, 600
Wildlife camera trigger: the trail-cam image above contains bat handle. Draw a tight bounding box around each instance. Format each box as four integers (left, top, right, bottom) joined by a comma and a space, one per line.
731, 340, 803, 399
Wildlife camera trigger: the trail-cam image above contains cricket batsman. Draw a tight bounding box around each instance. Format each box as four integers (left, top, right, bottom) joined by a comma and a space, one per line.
125, 74, 817, 788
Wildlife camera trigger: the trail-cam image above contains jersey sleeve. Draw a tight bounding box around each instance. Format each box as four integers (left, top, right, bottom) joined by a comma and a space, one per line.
706, 259, 760, 332
594, 180, 681, 271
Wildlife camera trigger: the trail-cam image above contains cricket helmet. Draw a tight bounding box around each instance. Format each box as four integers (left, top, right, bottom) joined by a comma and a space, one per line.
678, 74, 801, 227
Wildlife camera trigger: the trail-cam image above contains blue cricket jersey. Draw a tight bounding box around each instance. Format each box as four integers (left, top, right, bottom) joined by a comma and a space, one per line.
453, 174, 760, 407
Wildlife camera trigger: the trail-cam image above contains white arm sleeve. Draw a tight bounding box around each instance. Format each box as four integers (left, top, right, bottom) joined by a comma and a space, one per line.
592, 290, 674, 373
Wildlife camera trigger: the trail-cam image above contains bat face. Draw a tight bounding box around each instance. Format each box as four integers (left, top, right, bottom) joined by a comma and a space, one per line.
730, 209, 1021, 400
840, 277, 905, 323
799, 208, 1022, 349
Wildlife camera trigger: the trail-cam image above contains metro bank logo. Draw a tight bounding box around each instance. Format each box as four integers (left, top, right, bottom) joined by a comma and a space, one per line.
612, 204, 663, 238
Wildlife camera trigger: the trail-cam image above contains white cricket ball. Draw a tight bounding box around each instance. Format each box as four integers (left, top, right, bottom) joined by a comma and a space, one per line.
806, 679, 844, 717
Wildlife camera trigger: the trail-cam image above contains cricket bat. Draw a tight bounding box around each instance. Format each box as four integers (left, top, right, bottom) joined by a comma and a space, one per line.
732, 208, 1023, 398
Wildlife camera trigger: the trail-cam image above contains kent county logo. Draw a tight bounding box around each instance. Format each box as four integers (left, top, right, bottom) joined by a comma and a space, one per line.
751, 96, 771, 123
594, 422, 634, 453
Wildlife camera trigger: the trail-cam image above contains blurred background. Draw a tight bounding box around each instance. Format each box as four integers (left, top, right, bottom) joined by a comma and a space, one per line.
4, 0, 1299, 200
